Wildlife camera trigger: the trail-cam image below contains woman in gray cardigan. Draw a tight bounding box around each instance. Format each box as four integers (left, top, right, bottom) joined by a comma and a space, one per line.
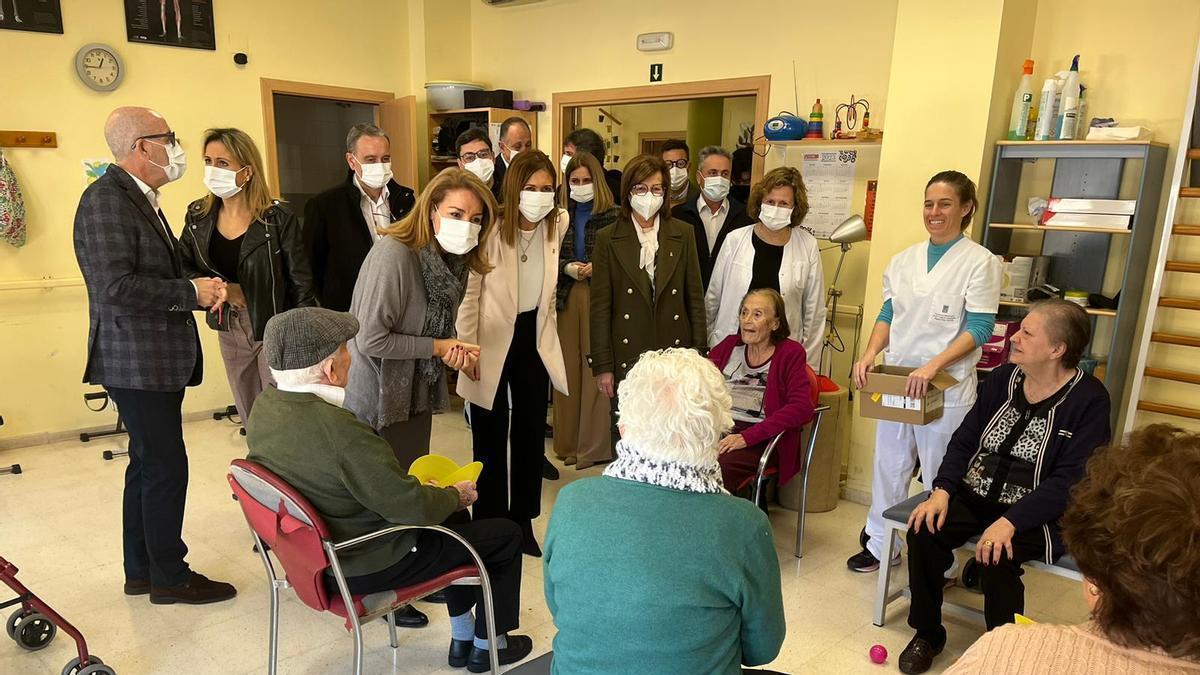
345, 168, 496, 468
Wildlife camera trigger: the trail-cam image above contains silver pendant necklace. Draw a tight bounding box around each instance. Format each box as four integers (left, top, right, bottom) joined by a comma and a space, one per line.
519, 226, 538, 262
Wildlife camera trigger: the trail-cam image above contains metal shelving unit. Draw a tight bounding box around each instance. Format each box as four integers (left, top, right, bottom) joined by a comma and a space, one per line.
981, 140, 1169, 427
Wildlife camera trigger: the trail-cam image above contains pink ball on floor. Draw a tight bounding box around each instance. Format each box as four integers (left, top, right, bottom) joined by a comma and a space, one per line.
869, 644, 888, 664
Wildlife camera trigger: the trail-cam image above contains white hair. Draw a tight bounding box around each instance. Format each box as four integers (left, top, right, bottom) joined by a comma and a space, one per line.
617, 349, 733, 466
269, 357, 333, 388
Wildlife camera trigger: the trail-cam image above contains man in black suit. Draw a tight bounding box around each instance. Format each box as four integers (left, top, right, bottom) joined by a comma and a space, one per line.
670, 145, 753, 290
303, 123, 416, 311
456, 127, 497, 193
661, 139, 701, 211
73, 106, 236, 605
491, 116, 532, 202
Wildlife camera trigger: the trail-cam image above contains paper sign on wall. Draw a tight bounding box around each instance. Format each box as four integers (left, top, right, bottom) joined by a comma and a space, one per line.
800, 150, 857, 239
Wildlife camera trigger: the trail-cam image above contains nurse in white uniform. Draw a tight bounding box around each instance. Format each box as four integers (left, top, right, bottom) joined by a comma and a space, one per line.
847, 170, 1002, 573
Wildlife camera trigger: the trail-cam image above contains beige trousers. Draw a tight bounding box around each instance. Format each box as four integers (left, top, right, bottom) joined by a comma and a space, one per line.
552, 280, 612, 464
216, 307, 274, 424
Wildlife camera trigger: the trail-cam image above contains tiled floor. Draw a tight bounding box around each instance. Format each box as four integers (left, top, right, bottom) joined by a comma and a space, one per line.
0, 409, 1088, 674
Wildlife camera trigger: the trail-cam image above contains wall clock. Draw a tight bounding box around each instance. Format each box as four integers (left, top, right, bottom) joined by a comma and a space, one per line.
75, 43, 124, 92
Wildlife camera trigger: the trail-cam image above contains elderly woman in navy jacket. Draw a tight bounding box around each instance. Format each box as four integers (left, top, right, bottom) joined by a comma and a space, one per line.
707, 288, 816, 499
897, 298, 1112, 675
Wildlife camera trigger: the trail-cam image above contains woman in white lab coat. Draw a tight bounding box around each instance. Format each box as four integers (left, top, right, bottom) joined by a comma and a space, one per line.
705, 166, 826, 372
846, 170, 1002, 573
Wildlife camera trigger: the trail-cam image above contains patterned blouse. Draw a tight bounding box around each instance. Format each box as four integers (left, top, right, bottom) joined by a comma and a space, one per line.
964, 368, 1074, 505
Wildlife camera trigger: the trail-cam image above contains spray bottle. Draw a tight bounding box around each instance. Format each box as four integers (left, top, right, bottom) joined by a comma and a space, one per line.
1057, 55, 1081, 140
1075, 85, 1089, 139
1034, 77, 1058, 140
1008, 59, 1035, 140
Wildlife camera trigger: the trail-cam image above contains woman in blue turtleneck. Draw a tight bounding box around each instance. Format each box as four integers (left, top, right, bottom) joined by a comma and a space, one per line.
845, 170, 1003, 575
553, 151, 619, 469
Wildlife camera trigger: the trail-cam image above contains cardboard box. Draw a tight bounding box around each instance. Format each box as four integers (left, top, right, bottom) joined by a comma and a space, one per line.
978, 319, 1021, 370
860, 365, 959, 425
1000, 256, 1050, 302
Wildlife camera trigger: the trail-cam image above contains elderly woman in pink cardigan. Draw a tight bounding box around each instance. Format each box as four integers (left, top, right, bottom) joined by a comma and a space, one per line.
708, 288, 818, 501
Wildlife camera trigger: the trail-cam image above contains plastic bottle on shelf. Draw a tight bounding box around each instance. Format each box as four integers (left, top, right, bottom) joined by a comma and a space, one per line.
806, 98, 824, 139
1008, 59, 1035, 140
1034, 77, 1058, 141
1075, 85, 1089, 139
1057, 55, 1082, 140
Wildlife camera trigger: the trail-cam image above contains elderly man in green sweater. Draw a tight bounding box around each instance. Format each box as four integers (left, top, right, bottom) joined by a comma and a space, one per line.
245, 307, 533, 672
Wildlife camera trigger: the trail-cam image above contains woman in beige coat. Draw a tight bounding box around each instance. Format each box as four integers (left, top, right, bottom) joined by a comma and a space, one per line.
457, 150, 568, 556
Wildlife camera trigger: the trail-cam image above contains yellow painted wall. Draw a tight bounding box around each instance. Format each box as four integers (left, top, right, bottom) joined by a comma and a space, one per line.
0, 0, 411, 444
845, 0, 1032, 497
1022, 0, 1200, 432
685, 98, 724, 162
721, 96, 757, 150
471, 0, 899, 435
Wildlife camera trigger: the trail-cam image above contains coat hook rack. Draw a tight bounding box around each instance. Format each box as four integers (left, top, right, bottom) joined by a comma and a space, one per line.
0, 131, 58, 148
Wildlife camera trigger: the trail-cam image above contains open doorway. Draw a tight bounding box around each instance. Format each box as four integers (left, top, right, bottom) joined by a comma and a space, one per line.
553, 76, 771, 186
259, 78, 417, 224
271, 95, 376, 222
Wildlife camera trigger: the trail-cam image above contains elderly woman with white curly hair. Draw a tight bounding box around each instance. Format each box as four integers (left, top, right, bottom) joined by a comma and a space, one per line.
543, 348, 787, 675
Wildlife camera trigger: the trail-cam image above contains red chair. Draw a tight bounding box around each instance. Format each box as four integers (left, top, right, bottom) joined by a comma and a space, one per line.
227, 459, 500, 675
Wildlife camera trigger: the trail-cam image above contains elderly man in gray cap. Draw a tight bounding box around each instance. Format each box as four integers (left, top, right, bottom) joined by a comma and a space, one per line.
245, 307, 533, 671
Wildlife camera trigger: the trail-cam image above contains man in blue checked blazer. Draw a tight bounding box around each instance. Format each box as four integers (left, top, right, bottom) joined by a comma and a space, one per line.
73, 106, 235, 605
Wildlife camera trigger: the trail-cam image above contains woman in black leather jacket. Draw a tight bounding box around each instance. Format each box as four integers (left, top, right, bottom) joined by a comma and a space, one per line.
180, 127, 316, 424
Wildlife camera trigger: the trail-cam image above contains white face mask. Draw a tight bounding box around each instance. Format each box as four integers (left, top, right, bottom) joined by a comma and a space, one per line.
518, 190, 556, 223
354, 158, 392, 189
701, 176, 731, 202
759, 203, 794, 230
463, 157, 494, 183
147, 140, 187, 183
669, 166, 688, 190
569, 183, 595, 203
503, 145, 521, 163
434, 214, 481, 255
630, 192, 663, 221
204, 165, 248, 199
560, 154, 572, 174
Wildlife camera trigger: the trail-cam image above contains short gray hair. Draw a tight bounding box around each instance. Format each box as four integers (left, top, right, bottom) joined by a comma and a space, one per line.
617, 349, 733, 466
346, 123, 390, 154
697, 145, 732, 167
270, 358, 333, 388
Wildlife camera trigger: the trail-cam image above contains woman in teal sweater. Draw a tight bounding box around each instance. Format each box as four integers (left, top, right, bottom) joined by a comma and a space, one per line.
544, 348, 786, 675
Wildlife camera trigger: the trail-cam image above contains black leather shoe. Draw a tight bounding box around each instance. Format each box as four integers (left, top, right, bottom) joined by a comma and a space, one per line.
467, 634, 534, 673
150, 572, 236, 605
899, 631, 945, 674
389, 605, 429, 628
424, 590, 448, 604
542, 457, 559, 480
448, 638, 472, 668
124, 578, 150, 596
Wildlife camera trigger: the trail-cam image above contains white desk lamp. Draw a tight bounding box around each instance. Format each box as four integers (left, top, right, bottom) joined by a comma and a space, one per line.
823, 215, 868, 375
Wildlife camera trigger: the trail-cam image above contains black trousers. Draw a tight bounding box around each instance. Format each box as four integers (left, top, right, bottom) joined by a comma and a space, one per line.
339, 514, 523, 639
470, 310, 549, 521
906, 491, 1048, 634
105, 386, 192, 587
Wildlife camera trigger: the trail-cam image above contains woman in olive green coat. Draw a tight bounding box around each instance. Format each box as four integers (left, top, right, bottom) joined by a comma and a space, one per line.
589, 154, 707, 445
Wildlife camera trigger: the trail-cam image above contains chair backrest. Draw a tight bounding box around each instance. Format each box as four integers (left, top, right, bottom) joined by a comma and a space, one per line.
228, 459, 334, 612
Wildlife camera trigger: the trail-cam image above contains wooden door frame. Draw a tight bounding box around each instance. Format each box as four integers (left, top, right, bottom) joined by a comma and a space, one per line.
637, 130, 689, 155
260, 78, 395, 197
552, 75, 771, 184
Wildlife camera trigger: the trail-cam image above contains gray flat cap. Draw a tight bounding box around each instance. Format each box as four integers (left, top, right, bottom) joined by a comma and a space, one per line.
263, 307, 360, 371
